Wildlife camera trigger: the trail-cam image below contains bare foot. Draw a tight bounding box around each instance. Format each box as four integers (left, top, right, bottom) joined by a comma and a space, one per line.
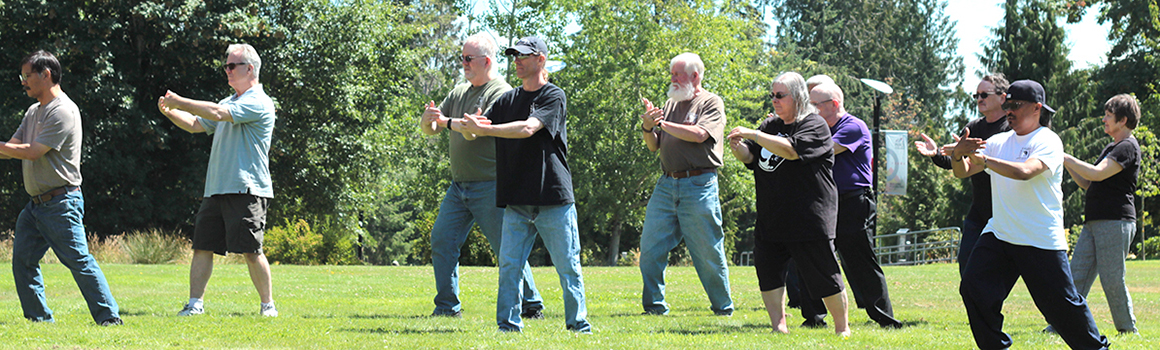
836, 328, 851, 337
773, 313, 789, 334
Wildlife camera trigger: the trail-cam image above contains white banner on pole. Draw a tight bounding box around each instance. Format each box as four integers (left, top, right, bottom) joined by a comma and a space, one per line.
882, 130, 908, 196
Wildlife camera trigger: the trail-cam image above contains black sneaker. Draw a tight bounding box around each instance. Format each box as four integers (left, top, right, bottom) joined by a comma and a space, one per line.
99, 318, 123, 326
801, 320, 828, 328
521, 309, 544, 319
430, 311, 462, 318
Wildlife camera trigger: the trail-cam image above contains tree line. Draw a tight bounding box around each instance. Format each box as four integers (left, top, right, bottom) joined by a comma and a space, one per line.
0, 0, 1155, 265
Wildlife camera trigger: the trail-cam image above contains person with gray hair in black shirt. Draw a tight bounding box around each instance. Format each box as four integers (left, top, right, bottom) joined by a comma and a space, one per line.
1052, 94, 1142, 335
914, 73, 1011, 274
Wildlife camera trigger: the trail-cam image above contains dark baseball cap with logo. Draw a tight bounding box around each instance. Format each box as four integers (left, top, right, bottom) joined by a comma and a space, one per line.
1006, 80, 1055, 113
504, 36, 548, 56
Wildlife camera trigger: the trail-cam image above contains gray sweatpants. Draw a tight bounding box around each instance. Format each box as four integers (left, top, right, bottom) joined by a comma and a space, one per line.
1070, 220, 1137, 332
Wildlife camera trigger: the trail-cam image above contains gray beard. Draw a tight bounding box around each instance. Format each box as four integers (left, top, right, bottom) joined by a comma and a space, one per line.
667, 83, 694, 102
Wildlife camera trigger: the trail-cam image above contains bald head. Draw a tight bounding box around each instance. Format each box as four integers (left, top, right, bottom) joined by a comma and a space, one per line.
806, 74, 835, 91
809, 83, 846, 119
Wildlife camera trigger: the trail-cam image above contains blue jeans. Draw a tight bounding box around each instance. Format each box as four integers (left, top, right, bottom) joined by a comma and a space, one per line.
430, 181, 542, 315
496, 204, 590, 332
12, 189, 119, 323
1070, 220, 1136, 332
639, 172, 733, 315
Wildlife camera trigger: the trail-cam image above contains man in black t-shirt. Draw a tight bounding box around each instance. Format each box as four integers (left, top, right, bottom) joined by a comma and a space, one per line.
1057, 94, 1142, 334
914, 73, 1011, 274
461, 36, 590, 334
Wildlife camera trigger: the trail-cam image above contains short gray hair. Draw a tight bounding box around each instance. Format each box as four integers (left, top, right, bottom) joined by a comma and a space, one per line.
227, 44, 262, 80
806, 74, 834, 90
772, 72, 816, 121
464, 32, 499, 75
670, 52, 705, 80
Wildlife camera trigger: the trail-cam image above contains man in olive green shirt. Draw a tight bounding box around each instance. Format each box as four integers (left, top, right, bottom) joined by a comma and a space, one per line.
419, 33, 542, 318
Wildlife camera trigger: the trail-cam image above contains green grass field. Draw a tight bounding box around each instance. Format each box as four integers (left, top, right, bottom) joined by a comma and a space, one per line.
0, 261, 1158, 349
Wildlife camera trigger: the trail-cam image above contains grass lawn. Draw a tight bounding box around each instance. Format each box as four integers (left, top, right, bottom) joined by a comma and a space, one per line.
1, 261, 1158, 349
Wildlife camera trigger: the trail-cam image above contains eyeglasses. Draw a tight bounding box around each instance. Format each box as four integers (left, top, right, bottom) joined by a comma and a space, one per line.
461, 55, 484, 63
18, 74, 28, 83
1001, 101, 1030, 111
770, 92, 790, 100
972, 91, 998, 100
810, 99, 833, 107
222, 62, 250, 71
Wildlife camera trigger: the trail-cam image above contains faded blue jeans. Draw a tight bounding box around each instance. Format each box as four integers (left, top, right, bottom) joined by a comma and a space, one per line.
639, 172, 733, 315
430, 180, 542, 315
12, 189, 120, 323
496, 204, 590, 332
1070, 220, 1137, 333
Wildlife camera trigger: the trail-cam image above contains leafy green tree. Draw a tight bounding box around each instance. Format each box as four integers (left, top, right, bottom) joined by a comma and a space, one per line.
0, 0, 276, 236
771, 0, 963, 120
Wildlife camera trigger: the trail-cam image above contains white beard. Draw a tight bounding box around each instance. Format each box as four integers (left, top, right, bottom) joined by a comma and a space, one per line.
667, 82, 695, 102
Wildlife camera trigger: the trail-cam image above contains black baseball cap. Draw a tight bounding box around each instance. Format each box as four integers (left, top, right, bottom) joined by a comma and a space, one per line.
504, 36, 548, 56
1006, 80, 1055, 113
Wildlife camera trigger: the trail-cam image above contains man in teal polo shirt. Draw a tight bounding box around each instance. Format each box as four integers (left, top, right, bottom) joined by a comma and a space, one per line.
158, 43, 278, 317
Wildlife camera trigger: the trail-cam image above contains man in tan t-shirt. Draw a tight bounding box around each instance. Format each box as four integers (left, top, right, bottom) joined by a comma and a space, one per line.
0, 50, 121, 326
637, 52, 733, 316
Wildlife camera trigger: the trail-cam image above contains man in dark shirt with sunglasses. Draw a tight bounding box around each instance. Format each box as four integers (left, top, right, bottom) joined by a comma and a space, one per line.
914, 73, 1011, 274
461, 36, 591, 334
418, 32, 542, 319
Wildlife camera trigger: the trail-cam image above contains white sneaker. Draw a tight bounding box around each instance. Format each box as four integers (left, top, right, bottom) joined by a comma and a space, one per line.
260, 303, 279, 317
177, 303, 204, 316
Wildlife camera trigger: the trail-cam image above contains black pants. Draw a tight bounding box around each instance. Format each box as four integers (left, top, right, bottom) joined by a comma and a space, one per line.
961, 233, 1109, 350
798, 188, 900, 327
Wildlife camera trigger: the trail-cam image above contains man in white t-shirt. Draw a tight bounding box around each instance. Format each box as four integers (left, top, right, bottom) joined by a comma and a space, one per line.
949, 80, 1109, 350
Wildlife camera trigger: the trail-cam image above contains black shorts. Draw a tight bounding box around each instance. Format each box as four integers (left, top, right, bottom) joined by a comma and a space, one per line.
193, 194, 269, 255
754, 238, 844, 298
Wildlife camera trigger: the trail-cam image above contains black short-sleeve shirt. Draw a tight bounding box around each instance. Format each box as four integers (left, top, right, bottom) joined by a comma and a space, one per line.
486, 83, 573, 207
1085, 136, 1140, 222
929, 116, 1010, 223
744, 113, 837, 241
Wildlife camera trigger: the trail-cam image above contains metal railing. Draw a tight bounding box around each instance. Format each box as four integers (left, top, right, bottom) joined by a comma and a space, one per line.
735, 227, 961, 267
874, 227, 961, 266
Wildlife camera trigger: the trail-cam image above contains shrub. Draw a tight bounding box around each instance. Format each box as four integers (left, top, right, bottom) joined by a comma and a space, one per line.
313, 216, 362, 265
121, 229, 189, 264
90, 233, 129, 264
1137, 236, 1160, 260
265, 219, 324, 265
0, 230, 11, 263
264, 216, 362, 265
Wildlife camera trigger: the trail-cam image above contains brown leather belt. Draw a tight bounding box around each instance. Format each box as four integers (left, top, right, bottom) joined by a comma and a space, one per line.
31, 186, 79, 204
665, 168, 716, 179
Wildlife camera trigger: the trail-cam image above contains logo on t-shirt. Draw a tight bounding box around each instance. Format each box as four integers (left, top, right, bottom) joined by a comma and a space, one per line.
684, 111, 697, 124
1018, 147, 1032, 161
757, 132, 788, 172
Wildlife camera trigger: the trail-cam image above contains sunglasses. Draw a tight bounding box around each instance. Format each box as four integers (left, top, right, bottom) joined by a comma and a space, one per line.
972, 91, 998, 100
769, 92, 790, 100
1001, 101, 1030, 111
461, 55, 484, 63
510, 53, 539, 59
222, 62, 249, 71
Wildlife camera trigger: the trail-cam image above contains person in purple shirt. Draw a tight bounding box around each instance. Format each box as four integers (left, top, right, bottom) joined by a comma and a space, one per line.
803, 83, 903, 328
